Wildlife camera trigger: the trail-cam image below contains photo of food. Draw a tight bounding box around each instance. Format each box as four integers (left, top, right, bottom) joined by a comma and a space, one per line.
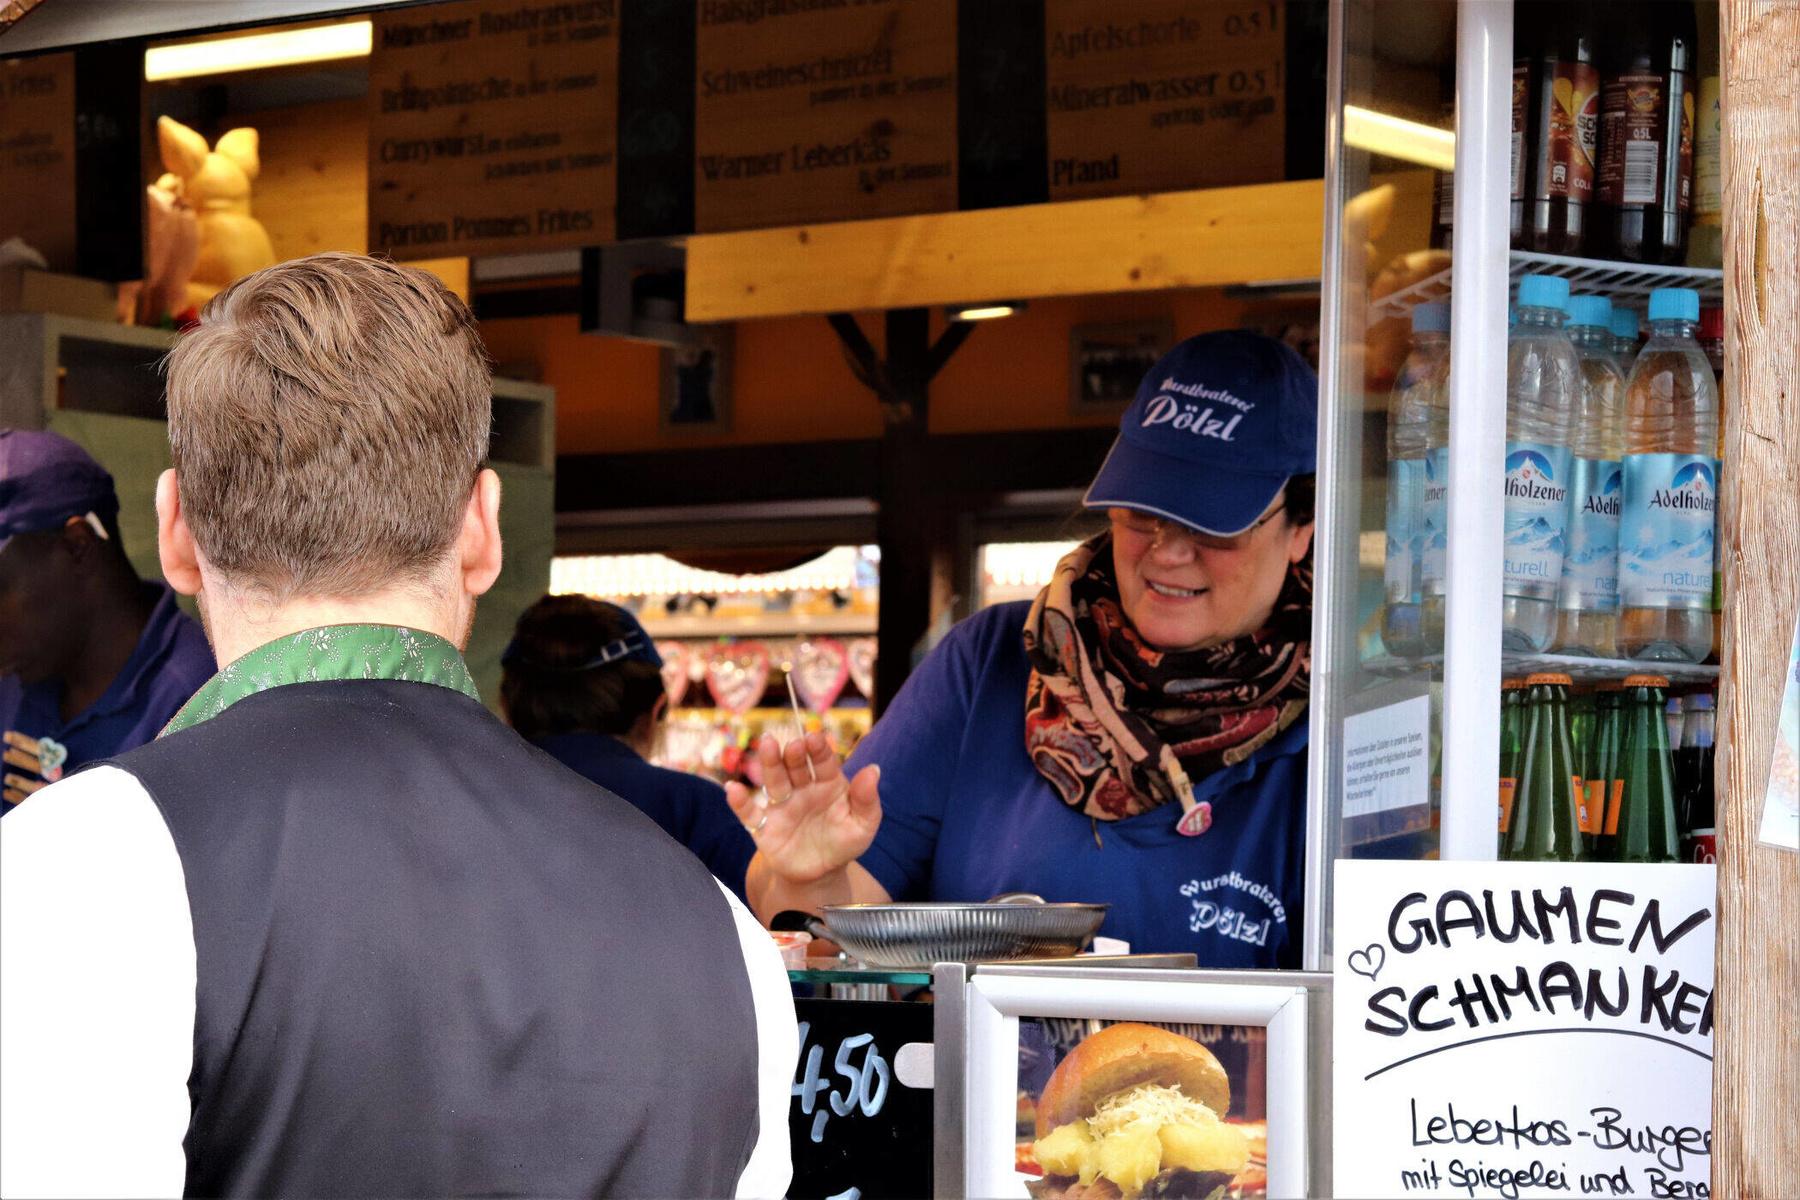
1015, 1020, 1268, 1200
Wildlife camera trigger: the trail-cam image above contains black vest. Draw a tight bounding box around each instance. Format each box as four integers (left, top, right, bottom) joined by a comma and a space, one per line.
107, 680, 761, 1198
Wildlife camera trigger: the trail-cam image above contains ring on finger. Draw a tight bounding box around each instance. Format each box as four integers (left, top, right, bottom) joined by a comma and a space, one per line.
751, 813, 769, 835
762, 784, 790, 807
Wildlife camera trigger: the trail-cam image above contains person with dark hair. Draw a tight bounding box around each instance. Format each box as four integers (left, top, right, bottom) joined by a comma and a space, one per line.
501, 594, 756, 900
0, 430, 214, 811
730, 331, 1320, 966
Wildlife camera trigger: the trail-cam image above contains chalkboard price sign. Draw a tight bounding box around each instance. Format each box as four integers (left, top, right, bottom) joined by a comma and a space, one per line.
790, 999, 934, 1200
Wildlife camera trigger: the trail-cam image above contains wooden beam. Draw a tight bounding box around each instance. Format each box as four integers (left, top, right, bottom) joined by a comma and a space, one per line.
1714, 3, 1800, 1196
552, 427, 1115, 513
684, 180, 1325, 322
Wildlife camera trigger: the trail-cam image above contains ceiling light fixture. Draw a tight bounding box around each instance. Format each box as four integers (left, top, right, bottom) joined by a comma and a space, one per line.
947, 301, 1027, 322
145, 19, 372, 82
1343, 105, 1456, 172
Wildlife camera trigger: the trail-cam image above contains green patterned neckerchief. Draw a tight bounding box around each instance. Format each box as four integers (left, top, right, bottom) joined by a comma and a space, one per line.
163, 624, 480, 736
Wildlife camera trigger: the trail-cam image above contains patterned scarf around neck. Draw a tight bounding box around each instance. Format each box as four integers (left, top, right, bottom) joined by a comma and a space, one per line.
1022, 532, 1312, 824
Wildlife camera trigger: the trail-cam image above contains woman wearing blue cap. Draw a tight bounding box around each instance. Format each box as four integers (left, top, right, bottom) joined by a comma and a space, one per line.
502, 594, 756, 900
727, 331, 1318, 966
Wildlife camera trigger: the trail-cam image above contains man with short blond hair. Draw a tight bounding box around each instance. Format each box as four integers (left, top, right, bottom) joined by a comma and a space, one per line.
0, 253, 795, 1199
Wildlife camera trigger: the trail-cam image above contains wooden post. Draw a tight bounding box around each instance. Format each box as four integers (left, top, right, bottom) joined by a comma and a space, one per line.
1714, 3, 1800, 1196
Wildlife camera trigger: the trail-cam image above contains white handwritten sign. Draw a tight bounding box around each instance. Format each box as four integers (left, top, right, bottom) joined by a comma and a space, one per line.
1333, 861, 1715, 1200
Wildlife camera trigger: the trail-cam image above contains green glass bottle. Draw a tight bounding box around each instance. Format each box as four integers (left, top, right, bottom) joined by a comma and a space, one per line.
1590, 682, 1625, 859
1610, 674, 1681, 863
1569, 687, 1598, 853
1503, 673, 1588, 862
1497, 678, 1527, 850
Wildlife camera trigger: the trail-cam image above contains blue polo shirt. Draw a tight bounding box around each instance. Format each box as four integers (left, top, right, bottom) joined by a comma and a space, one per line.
533, 730, 757, 902
2, 583, 214, 813
847, 601, 1310, 967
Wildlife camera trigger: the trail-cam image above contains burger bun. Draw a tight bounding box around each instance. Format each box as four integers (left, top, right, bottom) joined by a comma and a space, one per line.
1035, 1023, 1231, 1139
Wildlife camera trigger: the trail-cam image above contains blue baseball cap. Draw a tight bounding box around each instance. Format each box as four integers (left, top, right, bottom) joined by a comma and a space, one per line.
0, 429, 120, 552
1083, 330, 1318, 537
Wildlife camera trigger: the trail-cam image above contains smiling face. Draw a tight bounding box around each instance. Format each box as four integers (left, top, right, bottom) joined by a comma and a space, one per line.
1109, 496, 1314, 652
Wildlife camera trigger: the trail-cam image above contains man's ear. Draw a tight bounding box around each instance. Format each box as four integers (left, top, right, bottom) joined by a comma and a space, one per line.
156, 469, 203, 595
458, 469, 503, 598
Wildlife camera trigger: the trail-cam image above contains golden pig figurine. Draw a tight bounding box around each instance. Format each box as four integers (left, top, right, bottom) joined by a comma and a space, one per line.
149, 116, 277, 312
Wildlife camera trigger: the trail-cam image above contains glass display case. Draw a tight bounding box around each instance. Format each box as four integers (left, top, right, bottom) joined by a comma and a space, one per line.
1308, 0, 1725, 967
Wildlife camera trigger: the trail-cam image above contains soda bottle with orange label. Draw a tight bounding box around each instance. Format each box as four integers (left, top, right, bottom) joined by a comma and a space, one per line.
1503, 673, 1589, 862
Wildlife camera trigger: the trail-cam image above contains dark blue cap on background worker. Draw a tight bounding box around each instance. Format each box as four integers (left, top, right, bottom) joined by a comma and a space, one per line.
0, 428, 123, 551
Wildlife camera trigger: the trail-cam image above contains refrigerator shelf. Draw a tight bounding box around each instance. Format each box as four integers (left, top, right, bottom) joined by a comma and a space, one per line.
1362, 651, 1720, 686
1370, 251, 1725, 321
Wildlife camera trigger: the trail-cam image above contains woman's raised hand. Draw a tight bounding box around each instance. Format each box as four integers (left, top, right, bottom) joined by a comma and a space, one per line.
725, 730, 881, 885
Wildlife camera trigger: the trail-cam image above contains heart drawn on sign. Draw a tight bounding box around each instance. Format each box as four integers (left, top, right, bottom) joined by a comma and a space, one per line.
706, 641, 771, 715
656, 641, 689, 707
790, 638, 850, 713
1346, 943, 1386, 983
847, 638, 877, 700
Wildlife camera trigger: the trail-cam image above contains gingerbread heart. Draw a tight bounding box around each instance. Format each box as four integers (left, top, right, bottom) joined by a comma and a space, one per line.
790, 638, 850, 713
656, 641, 689, 707
706, 641, 771, 715
847, 638, 877, 700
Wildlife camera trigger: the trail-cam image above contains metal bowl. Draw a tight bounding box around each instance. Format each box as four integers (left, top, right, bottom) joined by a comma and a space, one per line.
816, 901, 1110, 968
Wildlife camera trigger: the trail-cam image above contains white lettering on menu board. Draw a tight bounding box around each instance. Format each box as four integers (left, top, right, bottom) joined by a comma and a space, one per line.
1333, 861, 1715, 1200
793, 1021, 893, 1144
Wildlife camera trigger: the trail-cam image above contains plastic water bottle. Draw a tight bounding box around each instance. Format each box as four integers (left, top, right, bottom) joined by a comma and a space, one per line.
1618, 288, 1719, 662
1610, 306, 1641, 373
1502, 274, 1582, 652
1554, 295, 1626, 657
1383, 302, 1450, 658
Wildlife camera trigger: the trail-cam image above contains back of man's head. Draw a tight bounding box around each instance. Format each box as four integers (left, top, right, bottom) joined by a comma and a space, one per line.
164, 252, 491, 602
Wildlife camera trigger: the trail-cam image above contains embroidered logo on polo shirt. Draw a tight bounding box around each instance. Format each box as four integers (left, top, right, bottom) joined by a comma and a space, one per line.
1179, 871, 1288, 947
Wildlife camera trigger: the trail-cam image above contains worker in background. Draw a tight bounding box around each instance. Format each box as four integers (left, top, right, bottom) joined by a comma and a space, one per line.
0, 429, 214, 811
500, 593, 757, 901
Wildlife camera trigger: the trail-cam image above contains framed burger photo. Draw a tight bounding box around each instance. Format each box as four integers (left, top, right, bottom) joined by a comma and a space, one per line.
960, 967, 1315, 1200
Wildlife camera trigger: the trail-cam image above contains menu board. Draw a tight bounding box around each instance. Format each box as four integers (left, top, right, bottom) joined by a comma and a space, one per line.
693, 0, 957, 233
1043, 0, 1285, 201
0, 52, 76, 271
790, 998, 934, 1200
1333, 861, 1715, 1200
368, 0, 618, 259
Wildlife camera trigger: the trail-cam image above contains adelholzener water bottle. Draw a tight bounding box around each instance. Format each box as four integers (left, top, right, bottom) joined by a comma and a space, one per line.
1502, 274, 1581, 652
1554, 295, 1626, 657
1383, 302, 1450, 658
1618, 287, 1719, 662
1611, 305, 1641, 373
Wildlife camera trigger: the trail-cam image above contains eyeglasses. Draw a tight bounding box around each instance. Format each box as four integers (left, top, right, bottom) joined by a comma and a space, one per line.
1108, 506, 1282, 553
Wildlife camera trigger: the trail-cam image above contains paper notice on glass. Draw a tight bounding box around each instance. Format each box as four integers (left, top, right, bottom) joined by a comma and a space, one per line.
1758, 611, 1800, 852
1343, 695, 1432, 818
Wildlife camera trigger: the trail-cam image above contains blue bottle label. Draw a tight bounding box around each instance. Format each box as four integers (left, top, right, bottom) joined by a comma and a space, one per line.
1503, 441, 1572, 600
1620, 453, 1718, 609
1421, 447, 1450, 595
1383, 458, 1423, 603
1558, 457, 1622, 611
